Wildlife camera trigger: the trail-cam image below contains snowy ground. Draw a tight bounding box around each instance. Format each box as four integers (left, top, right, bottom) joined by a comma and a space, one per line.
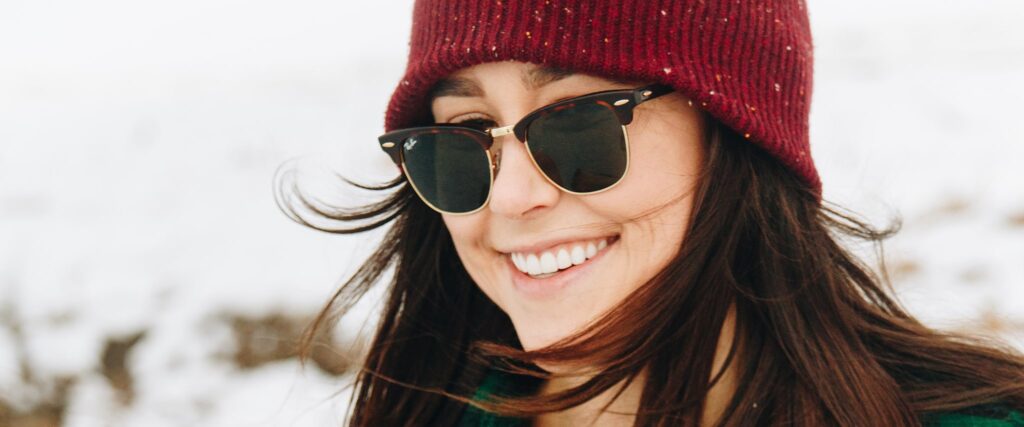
1, 0, 1022, 425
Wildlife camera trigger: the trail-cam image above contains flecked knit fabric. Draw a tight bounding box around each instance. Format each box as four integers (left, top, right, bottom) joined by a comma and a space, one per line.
385, 0, 822, 199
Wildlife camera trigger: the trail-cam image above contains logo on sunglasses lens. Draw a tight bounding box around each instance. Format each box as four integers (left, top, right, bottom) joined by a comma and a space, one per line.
404, 137, 418, 151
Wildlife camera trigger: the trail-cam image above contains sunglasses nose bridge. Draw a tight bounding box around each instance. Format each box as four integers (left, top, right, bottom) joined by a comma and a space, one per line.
487, 124, 516, 139
487, 148, 501, 175
486, 123, 521, 175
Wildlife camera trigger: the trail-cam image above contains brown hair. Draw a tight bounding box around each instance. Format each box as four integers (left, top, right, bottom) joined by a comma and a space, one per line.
278, 113, 1024, 426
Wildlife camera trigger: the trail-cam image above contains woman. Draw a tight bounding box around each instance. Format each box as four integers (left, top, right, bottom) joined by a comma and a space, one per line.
281, 0, 1024, 425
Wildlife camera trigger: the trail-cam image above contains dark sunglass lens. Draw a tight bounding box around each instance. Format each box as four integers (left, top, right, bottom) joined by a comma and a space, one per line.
400, 131, 491, 214
526, 102, 626, 193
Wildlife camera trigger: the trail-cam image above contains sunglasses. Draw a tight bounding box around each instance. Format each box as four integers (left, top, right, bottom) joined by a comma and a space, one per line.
377, 83, 674, 215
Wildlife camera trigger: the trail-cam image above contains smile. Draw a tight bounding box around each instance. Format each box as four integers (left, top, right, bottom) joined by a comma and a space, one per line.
509, 236, 615, 278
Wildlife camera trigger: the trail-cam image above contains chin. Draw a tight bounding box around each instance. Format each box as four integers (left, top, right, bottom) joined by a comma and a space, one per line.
515, 326, 589, 374
512, 316, 587, 352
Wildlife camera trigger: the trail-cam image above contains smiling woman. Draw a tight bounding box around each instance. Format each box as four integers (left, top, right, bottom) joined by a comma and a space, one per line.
280, 0, 1024, 426
422, 62, 703, 353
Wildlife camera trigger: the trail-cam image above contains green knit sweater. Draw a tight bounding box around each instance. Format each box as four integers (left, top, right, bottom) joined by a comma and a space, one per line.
457, 370, 1024, 426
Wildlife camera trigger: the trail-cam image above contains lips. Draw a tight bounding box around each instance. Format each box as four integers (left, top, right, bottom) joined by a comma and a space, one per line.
509, 237, 613, 277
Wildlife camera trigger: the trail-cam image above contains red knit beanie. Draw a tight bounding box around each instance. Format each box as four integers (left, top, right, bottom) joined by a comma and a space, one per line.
384, 0, 822, 199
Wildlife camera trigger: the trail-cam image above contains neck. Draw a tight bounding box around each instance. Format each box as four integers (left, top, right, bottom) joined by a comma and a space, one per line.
534, 303, 739, 426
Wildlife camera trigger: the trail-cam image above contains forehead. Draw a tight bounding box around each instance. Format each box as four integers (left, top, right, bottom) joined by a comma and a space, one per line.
427, 63, 641, 104
427, 64, 576, 103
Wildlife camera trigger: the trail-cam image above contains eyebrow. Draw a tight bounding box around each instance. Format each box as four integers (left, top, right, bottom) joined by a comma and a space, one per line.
427, 65, 577, 102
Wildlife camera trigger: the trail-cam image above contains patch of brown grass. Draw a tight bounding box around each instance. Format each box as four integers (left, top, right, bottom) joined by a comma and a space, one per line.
0, 376, 73, 427
223, 312, 355, 375
1006, 211, 1024, 228
100, 331, 146, 405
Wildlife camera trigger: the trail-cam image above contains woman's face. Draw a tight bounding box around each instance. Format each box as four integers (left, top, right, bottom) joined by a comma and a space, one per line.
430, 61, 705, 351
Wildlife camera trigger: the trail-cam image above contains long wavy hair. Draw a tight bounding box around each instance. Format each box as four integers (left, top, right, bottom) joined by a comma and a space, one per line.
278, 110, 1024, 426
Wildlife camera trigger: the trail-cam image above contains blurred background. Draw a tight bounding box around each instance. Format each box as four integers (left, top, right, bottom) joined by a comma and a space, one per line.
1, 0, 1022, 425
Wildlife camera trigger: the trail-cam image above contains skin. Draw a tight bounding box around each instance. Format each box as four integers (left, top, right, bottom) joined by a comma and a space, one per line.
430, 61, 736, 425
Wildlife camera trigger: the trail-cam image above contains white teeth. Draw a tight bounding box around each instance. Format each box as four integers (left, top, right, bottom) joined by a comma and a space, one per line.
525, 254, 542, 276
556, 248, 572, 269
510, 237, 614, 277
539, 252, 558, 274
512, 253, 525, 271
570, 245, 586, 265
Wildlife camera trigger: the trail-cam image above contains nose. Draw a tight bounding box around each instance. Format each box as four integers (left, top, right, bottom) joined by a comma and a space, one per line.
487, 133, 560, 219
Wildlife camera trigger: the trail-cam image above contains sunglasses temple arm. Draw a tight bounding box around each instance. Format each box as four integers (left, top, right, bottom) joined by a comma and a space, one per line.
635, 84, 675, 105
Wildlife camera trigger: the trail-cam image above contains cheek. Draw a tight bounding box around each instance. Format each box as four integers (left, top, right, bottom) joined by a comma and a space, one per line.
442, 215, 502, 297
601, 117, 703, 222
584, 113, 704, 284
614, 99, 704, 209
